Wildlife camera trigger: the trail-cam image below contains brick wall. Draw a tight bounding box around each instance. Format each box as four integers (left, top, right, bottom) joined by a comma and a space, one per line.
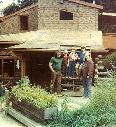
38, 0, 98, 31
0, 6, 38, 35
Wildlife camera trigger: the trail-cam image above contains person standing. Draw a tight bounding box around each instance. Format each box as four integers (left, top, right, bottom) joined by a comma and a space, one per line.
62, 50, 69, 78
76, 46, 87, 77
68, 48, 78, 78
49, 51, 63, 94
81, 55, 94, 98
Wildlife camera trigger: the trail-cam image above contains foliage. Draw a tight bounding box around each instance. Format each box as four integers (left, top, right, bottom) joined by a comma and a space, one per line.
48, 74, 116, 127
18, 0, 38, 9
3, 0, 38, 16
3, 3, 20, 16
11, 76, 58, 109
0, 83, 5, 103
0, 96, 4, 104
101, 52, 116, 69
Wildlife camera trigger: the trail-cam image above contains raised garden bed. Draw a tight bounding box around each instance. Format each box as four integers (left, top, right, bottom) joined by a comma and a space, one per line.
10, 76, 58, 124
11, 96, 58, 124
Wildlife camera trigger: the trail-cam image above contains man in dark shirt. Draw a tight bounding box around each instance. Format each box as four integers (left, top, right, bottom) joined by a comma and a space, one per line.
49, 51, 63, 94
81, 55, 94, 98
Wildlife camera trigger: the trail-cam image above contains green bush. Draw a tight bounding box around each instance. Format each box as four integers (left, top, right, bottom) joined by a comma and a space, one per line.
11, 76, 58, 109
101, 52, 116, 69
48, 74, 116, 127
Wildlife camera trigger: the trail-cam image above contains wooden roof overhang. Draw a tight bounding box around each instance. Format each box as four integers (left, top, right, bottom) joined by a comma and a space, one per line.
69, 0, 103, 10
9, 48, 58, 53
10, 47, 107, 53
0, 41, 21, 45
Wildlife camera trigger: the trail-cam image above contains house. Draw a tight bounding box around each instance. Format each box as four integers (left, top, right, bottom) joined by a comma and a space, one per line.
0, 0, 103, 87
99, 12, 116, 50
0, 0, 103, 34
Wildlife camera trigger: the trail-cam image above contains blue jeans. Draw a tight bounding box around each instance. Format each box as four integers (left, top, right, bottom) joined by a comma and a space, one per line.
68, 61, 75, 77
83, 78, 92, 97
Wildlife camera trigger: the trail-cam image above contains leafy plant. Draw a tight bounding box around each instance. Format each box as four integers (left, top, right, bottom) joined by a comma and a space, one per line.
48, 74, 116, 127
11, 76, 58, 109
101, 52, 116, 70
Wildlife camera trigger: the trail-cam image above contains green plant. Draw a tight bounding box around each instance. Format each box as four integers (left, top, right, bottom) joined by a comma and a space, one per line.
48, 74, 116, 127
102, 52, 116, 69
11, 76, 58, 109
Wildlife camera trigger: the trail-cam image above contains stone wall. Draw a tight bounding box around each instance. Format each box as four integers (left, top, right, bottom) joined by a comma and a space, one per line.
0, 5, 38, 35
0, 0, 100, 35
38, 0, 99, 31
78, 5, 98, 31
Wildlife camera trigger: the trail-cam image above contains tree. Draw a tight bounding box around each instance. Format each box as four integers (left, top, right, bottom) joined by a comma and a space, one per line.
3, 0, 38, 16
18, 0, 38, 9
3, 3, 20, 16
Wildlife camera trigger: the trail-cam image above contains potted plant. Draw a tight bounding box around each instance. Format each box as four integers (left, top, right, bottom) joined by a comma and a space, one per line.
10, 76, 58, 124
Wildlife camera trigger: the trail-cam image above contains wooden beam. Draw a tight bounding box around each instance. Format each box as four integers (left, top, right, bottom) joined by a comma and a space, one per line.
6, 107, 45, 127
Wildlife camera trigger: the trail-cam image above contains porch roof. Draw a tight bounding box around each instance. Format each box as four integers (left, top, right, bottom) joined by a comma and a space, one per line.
102, 12, 116, 17
0, 30, 103, 50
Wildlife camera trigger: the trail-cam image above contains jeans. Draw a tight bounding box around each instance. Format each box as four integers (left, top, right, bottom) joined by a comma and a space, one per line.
68, 61, 75, 77
83, 78, 92, 97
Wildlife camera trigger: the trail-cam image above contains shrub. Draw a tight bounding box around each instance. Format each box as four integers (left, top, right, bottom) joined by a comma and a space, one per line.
102, 52, 116, 69
11, 76, 58, 109
48, 74, 116, 127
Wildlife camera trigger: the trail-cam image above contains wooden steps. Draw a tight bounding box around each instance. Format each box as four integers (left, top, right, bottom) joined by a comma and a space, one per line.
61, 77, 82, 91
94, 56, 110, 83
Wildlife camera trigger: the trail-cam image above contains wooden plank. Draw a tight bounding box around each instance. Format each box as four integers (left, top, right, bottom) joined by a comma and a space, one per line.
97, 72, 108, 75
61, 84, 81, 87
6, 107, 45, 127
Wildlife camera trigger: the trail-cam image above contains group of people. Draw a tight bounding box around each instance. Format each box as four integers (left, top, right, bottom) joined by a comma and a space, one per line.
62, 47, 87, 78
49, 47, 94, 98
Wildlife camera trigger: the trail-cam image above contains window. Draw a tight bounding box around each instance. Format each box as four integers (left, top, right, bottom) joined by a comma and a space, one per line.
60, 10, 73, 20
20, 15, 28, 30
3, 59, 14, 78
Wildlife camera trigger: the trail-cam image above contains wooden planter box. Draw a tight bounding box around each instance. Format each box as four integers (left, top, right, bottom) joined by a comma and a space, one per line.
11, 96, 58, 124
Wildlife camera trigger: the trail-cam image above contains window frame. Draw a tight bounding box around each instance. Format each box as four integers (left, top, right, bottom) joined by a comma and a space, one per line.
19, 15, 29, 31
60, 10, 73, 20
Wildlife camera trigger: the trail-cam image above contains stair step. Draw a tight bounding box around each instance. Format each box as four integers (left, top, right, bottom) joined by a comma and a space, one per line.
97, 72, 108, 75
95, 78, 111, 81
61, 84, 82, 87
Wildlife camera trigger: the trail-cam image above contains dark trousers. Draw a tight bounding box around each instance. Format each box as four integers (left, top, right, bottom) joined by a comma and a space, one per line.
62, 65, 69, 77
50, 72, 61, 94
68, 61, 75, 78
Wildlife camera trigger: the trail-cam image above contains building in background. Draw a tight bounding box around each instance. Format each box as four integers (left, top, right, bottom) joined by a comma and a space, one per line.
0, 0, 103, 87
